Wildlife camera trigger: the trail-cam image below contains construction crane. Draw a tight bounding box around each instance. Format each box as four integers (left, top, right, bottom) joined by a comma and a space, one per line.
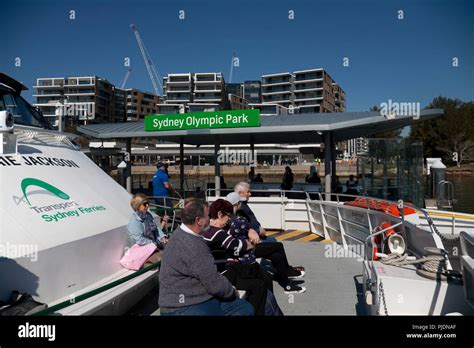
229, 51, 236, 83
130, 24, 162, 96
119, 68, 132, 89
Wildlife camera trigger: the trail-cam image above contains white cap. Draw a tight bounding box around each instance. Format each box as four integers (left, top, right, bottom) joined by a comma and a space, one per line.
225, 192, 246, 205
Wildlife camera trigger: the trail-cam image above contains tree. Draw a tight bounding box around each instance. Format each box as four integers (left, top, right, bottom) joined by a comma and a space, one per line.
408, 97, 474, 166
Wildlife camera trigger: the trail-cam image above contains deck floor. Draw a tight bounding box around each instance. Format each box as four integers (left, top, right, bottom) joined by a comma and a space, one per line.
128, 239, 366, 316
274, 241, 366, 315
267, 229, 325, 242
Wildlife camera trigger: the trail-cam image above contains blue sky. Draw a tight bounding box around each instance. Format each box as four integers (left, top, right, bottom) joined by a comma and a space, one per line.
1, 0, 473, 110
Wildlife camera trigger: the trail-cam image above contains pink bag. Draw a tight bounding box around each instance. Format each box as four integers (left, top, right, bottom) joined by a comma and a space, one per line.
120, 243, 157, 271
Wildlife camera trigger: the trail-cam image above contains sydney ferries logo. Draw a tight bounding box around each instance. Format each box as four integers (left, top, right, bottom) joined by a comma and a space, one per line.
13, 178, 106, 223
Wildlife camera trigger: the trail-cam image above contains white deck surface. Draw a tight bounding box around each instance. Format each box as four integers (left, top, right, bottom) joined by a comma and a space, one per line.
128, 241, 365, 316
274, 241, 365, 315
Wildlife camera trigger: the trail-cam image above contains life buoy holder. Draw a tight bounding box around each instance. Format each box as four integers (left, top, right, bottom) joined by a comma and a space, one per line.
345, 198, 416, 217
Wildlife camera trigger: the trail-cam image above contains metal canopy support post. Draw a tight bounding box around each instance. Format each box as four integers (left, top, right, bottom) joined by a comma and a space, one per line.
214, 138, 221, 197
323, 132, 332, 200
179, 138, 184, 196
249, 140, 255, 181
125, 138, 132, 193
383, 160, 388, 200
330, 131, 336, 184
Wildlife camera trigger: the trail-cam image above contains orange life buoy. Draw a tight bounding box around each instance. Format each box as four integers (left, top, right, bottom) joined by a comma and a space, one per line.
372, 222, 396, 260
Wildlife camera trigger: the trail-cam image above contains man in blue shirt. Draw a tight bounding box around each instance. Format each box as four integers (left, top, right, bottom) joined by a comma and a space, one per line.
153, 161, 174, 208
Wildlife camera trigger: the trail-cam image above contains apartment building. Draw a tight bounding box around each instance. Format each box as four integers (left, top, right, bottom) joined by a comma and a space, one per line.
332, 83, 346, 112
243, 80, 262, 103
158, 72, 225, 114
227, 94, 249, 111
261, 72, 293, 109
260, 69, 345, 114
249, 103, 288, 116
34, 76, 133, 126
225, 83, 243, 97
193, 72, 225, 104
124, 88, 160, 121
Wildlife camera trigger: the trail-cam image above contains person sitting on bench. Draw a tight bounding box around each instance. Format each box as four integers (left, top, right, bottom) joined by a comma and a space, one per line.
158, 199, 254, 316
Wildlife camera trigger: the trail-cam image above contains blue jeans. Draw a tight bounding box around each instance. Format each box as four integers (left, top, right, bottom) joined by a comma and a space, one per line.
161, 297, 254, 316
262, 236, 277, 243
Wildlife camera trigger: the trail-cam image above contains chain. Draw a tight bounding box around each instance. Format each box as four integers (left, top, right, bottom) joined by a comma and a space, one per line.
376, 281, 388, 316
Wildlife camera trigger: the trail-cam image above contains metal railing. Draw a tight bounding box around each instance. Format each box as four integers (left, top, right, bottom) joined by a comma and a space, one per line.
304, 191, 408, 257
437, 180, 455, 210
147, 195, 184, 234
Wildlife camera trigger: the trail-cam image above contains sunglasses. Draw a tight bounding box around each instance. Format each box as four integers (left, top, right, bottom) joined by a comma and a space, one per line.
142, 201, 150, 206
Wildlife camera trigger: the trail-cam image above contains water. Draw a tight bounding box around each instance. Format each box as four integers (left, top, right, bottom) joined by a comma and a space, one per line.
447, 175, 474, 214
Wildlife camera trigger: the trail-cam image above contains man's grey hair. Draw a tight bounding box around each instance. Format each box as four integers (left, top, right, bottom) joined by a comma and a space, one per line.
234, 182, 250, 193
181, 199, 208, 225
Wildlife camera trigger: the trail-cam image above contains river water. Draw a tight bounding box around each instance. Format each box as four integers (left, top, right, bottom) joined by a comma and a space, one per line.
144, 172, 474, 214
447, 175, 474, 214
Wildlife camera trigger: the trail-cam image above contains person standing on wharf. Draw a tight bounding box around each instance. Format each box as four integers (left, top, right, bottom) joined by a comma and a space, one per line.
152, 161, 174, 208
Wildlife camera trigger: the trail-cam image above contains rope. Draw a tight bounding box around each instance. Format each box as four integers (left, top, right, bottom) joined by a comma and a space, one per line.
423, 210, 460, 245
380, 253, 446, 274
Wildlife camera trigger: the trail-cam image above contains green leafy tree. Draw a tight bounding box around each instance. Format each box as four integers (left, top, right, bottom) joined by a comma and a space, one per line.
409, 97, 474, 166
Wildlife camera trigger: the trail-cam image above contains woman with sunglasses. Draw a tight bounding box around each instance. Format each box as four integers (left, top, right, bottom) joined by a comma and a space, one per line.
128, 193, 169, 267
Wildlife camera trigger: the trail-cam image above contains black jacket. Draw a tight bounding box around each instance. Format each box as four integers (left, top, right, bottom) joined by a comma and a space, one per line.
237, 201, 261, 232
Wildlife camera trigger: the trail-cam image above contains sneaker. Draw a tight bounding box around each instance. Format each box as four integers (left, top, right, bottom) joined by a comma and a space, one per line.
288, 268, 305, 279
283, 283, 306, 294
292, 265, 305, 272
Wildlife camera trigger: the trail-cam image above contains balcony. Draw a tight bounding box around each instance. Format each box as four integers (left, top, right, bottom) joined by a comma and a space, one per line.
294, 71, 323, 81
33, 84, 63, 89
166, 95, 191, 102
167, 86, 192, 92
294, 89, 323, 98
194, 96, 221, 102
261, 89, 291, 96
194, 73, 222, 83
32, 93, 62, 98
293, 81, 323, 90
64, 79, 95, 86
261, 77, 292, 86
262, 96, 291, 103
167, 75, 192, 83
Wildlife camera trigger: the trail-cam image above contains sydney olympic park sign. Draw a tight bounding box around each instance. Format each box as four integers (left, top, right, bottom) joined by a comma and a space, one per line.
144, 109, 260, 132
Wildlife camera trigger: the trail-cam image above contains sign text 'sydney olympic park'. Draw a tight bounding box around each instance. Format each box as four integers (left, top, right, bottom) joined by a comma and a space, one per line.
144, 109, 260, 131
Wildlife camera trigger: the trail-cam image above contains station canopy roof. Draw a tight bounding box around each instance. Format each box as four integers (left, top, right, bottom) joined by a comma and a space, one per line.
77, 109, 444, 146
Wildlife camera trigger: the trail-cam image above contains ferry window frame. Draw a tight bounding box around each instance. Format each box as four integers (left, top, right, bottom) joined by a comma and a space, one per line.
1, 92, 52, 129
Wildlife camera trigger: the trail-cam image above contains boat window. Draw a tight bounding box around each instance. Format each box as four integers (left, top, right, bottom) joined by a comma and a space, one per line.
1, 93, 51, 129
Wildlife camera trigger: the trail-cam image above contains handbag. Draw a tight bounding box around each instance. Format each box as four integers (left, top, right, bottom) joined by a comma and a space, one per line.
265, 290, 284, 316
120, 243, 157, 271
